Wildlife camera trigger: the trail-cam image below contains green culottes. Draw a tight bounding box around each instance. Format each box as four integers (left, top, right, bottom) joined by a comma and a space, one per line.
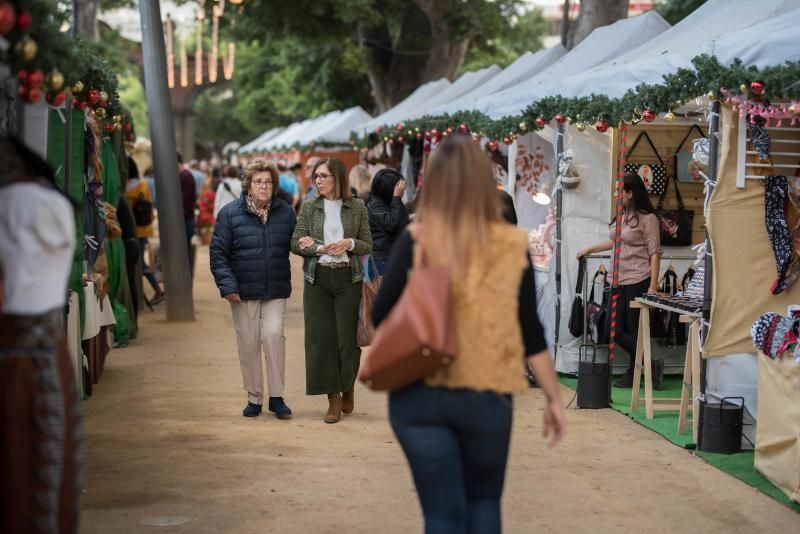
303, 266, 362, 395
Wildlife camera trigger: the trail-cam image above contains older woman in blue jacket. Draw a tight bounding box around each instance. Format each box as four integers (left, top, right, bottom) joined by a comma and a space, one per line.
210, 159, 297, 419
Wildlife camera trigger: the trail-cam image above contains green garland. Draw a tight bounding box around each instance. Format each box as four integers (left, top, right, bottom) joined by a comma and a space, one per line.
350, 55, 800, 147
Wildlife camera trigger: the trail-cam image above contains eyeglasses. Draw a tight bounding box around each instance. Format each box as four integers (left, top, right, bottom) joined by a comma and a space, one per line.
252, 179, 273, 189
314, 172, 333, 181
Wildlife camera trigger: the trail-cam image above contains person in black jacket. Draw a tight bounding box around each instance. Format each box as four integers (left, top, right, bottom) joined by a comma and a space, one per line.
366, 168, 409, 277
210, 159, 297, 419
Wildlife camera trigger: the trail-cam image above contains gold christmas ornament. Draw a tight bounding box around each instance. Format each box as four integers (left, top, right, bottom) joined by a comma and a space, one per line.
45, 70, 64, 91
15, 37, 37, 61
576, 122, 586, 132
94, 107, 106, 119
664, 111, 675, 123
740, 83, 748, 94
518, 121, 528, 131
707, 90, 717, 100
113, 114, 122, 124
72, 81, 84, 93
114, 122, 122, 131
99, 91, 109, 104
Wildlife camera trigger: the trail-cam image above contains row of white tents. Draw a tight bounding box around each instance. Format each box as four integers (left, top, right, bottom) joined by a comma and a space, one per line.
238, 0, 800, 426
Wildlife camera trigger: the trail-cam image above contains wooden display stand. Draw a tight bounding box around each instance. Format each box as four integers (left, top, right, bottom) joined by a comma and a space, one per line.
629, 299, 702, 442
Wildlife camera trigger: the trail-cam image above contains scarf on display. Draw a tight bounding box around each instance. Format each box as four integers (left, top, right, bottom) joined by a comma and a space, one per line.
751, 310, 800, 363
246, 194, 270, 224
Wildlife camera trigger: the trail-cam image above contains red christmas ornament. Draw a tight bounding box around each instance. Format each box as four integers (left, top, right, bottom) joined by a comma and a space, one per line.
87, 89, 100, 105
397, 135, 404, 143
388, 139, 395, 146
16, 69, 28, 85
555, 114, 566, 124
424, 131, 431, 141
750, 80, 765, 95
126, 133, 135, 142
16, 10, 31, 32
459, 123, 468, 133
534, 116, 546, 128
27, 87, 41, 104
47, 91, 67, 107
446, 127, 454, 135
431, 128, 440, 138
0, 3, 16, 35
396, 123, 405, 132
416, 132, 423, 140
123, 122, 133, 133
72, 97, 86, 110
17, 85, 28, 100
642, 109, 656, 122
503, 137, 513, 145
27, 69, 44, 89
595, 120, 609, 133
488, 140, 498, 152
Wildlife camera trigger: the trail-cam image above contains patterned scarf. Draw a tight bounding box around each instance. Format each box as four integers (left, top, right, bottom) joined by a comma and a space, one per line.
246, 193, 270, 224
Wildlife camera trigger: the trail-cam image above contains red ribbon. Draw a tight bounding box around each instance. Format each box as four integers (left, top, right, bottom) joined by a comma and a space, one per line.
609, 123, 628, 361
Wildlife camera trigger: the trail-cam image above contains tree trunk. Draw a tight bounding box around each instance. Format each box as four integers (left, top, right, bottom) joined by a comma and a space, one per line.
567, 0, 629, 49
74, 0, 101, 40
359, 0, 470, 113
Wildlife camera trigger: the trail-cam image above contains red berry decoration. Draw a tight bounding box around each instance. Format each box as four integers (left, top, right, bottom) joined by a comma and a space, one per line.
396, 123, 405, 132
555, 114, 566, 124
503, 137, 513, 145
0, 2, 16, 35
104, 123, 115, 133
595, 120, 609, 133
643, 109, 656, 122
750, 80, 765, 95
27, 69, 44, 89
534, 116, 546, 128
431, 128, 439, 138
424, 131, 431, 141
16, 69, 28, 85
47, 91, 67, 107
17, 85, 28, 100
27, 87, 42, 104
123, 123, 133, 133
87, 89, 100, 105
16, 10, 31, 32
488, 140, 498, 152
416, 132, 423, 140
459, 123, 468, 133
397, 135, 404, 143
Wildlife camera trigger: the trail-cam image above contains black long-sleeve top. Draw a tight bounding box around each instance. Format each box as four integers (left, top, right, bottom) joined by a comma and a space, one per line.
371, 230, 548, 356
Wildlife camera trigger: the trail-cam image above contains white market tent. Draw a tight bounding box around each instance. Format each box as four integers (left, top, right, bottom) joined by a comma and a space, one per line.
484, 10, 671, 119
260, 113, 336, 151
541, 0, 800, 418
557, 0, 800, 99
312, 106, 373, 145
289, 110, 343, 148
357, 78, 452, 134
429, 45, 567, 116
240, 127, 285, 153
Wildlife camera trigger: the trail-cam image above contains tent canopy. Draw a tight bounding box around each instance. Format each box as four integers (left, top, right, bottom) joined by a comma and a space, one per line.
241, 127, 285, 153
429, 46, 567, 116
558, 0, 800, 99
312, 106, 372, 145
399, 64, 502, 121
356, 78, 451, 134
290, 110, 344, 147
485, 10, 671, 119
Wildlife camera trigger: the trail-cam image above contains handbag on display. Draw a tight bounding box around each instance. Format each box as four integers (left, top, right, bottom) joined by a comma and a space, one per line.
358, 232, 457, 391
675, 125, 708, 184
568, 259, 586, 338
587, 268, 610, 345
624, 131, 667, 195
656, 174, 695, 247
356, 257, 382, 347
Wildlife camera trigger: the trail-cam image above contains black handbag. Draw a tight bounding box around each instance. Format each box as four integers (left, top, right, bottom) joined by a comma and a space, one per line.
587, 268, 610, 345
656, 174, 694, 247
624, 131, 667, 196
568, 259, 586, 338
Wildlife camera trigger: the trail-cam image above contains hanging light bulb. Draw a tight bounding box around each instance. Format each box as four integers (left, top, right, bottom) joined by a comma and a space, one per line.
179, 35, 189, 87
165, 16, 175, 88
195, 16, 204, 85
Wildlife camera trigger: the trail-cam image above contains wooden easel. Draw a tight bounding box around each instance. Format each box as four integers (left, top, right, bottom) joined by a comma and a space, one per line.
630, 299, 702, 442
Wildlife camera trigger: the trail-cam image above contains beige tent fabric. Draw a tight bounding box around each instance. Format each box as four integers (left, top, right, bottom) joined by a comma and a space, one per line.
705, 107, 800, 356
755, 354, 800, 503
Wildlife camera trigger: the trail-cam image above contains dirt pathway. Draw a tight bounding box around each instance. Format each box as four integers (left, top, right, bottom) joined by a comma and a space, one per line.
81, 247, 799, 533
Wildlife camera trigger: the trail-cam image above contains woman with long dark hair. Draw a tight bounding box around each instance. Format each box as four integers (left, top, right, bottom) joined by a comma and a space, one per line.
576, 173, 661, 387
366, 168, 409, 277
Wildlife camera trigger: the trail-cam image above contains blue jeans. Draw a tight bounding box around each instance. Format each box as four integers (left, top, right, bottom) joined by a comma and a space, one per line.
366, 257, 387, 280
389, 383, 513, 534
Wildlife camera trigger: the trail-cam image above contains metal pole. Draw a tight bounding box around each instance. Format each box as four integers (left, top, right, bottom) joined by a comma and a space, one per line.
139, 0, 195, 321
701, 100, 721, 396
554, 122, 564, 364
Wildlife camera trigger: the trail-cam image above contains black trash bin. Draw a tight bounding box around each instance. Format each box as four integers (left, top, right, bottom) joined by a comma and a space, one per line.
577, 345, 611, 409
698, 397, 744, 454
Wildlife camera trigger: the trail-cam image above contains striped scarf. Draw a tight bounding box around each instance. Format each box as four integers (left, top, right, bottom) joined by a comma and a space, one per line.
246, 194, 270, 224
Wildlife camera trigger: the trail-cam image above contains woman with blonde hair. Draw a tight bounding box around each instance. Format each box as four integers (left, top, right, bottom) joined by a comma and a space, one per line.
292, 157, 372, 423
210, 158, 297, 419
372, 134, 565, 533
348, 164, 372, 200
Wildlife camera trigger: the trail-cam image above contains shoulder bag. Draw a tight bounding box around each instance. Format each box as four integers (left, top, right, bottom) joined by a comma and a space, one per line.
357, 256, 382, 347
624, 131, 667, 196
358, 232, 457, 391
656, 174, 694, 247
587, 268, 610, 345
568, 259, 586, 338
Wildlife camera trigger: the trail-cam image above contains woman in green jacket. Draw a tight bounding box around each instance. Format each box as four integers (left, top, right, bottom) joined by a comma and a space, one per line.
291, 157, 372, 423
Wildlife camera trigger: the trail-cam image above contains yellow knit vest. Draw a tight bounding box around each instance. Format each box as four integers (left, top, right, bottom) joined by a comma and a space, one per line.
425, 224, 531, 394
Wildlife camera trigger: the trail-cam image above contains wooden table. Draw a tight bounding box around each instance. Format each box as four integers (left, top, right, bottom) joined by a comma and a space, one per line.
629, 298, 702, 442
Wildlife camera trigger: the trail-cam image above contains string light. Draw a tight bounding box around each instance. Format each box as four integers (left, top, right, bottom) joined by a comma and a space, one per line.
223, 43, 236, 80
208, 11, 219, 83
179, 35, 189, 88
165, 16, 175, 88
195, 14, 203, 85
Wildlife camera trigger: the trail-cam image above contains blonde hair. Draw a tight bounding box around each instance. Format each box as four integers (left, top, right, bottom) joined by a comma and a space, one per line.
242, 158, 280, 196
417, 135, 501, 273
349, 165, 372, 200
311, 157, 351, 200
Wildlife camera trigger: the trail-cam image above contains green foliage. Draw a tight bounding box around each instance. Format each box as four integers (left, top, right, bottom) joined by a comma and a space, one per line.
655, 0, 707, 25
460, 8, 548, 74
194, 87, 251, 153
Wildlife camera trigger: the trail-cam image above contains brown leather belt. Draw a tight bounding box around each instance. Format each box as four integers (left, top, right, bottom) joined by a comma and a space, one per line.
318, 262, 350, 270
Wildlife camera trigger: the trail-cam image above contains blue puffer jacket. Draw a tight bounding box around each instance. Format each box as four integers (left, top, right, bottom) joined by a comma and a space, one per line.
210, 194, 297, 300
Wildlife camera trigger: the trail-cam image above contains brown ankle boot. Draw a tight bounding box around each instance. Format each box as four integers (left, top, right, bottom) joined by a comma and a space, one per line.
342, 387, 354, 414
324, 393, 342, 424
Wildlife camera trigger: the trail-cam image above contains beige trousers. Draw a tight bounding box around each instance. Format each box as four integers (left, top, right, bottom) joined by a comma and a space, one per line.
230, 299, 287, 404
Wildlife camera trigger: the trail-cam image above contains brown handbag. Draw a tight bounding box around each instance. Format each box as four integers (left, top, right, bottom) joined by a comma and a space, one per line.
358, 235, 457, 391
357, 258, 382, 347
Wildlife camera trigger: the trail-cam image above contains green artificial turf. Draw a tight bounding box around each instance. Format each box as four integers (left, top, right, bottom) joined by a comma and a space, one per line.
559, 373, 800, 513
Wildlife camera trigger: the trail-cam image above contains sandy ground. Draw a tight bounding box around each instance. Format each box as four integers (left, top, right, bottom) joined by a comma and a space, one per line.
80, 247, 799, 533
